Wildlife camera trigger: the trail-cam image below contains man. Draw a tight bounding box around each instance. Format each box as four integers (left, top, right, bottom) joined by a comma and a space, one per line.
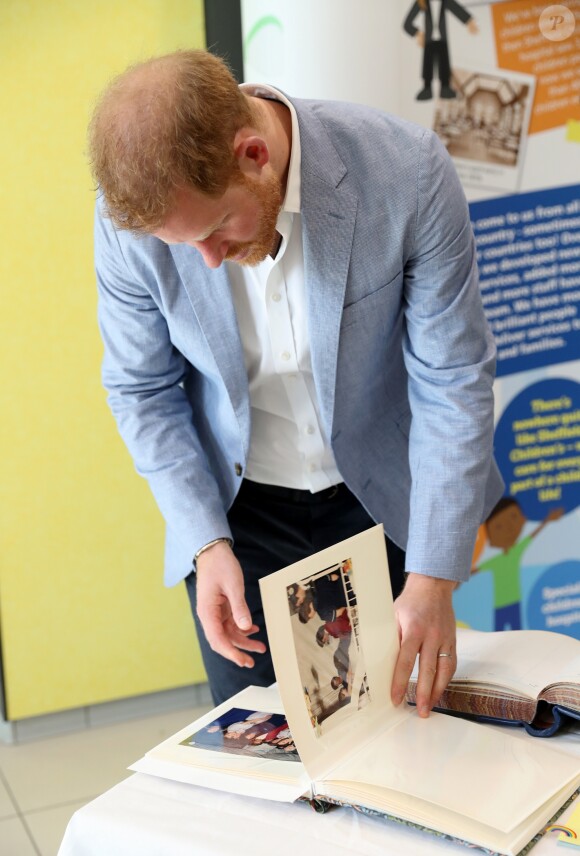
88, 50, 502, 711
295, 573, 347, 624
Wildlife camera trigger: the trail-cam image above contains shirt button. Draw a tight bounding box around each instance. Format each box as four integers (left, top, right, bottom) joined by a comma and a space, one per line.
309, 463, 318, 472
272, 292, 282, 302
305, 425, 315, 435
281, 351, 291, 361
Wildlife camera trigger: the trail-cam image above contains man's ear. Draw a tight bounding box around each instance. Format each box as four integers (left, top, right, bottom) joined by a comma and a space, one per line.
233, 130, 270, 176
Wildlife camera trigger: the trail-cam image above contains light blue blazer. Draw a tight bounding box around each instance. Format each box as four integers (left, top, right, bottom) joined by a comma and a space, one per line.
95, 97, 504, 587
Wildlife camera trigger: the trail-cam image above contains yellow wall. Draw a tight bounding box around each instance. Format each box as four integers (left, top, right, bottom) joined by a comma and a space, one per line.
0, 0, 207, 719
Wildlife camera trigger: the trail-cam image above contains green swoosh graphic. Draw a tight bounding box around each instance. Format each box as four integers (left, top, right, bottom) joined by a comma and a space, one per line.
244, 15, 284, 53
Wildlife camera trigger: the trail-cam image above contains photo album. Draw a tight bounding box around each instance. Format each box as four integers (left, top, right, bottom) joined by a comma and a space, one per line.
131, 525, 580, 856
407, 626, 580, 737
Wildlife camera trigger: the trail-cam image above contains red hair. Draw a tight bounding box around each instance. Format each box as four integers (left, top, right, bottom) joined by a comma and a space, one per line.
88, 50, 257, 231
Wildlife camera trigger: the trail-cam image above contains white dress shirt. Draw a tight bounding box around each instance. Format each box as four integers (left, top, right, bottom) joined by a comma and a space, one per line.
430, 0, 442, 40
226, 84, 342, 492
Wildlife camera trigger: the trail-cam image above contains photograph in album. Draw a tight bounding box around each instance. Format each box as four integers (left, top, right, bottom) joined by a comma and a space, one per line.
180, 708, 300, 762
286, 555, 371, 735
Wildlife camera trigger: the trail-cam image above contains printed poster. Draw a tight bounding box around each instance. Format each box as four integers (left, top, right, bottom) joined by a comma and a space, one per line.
395, 0, 580, 639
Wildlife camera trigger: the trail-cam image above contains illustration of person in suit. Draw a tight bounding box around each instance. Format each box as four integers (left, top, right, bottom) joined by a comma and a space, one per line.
403, 0, 478, 101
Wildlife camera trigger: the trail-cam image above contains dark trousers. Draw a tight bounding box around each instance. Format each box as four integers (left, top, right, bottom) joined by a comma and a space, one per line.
185, 480, 406, 705
422, 39, 451, 86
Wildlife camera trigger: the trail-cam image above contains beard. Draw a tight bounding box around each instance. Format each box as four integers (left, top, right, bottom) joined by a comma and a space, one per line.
225, 169, 283, 267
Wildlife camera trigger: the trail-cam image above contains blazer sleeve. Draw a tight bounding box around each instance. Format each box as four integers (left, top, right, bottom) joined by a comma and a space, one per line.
403, 2, 422, 37
446, 0, 472, 26
402, 130, 498, 581
94, 205, 232, 575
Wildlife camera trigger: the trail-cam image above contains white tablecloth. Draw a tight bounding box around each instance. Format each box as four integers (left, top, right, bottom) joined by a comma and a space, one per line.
58, 765, 580, 856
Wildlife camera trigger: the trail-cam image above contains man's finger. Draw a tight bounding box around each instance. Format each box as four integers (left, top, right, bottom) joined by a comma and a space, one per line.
226, 590, 253, 632
429, 648, 457, 709
197, 602, 252, 667
414, 647, 439, 717
415, 645, 457, 715
200, 606, 267, 666
222, 616, 267, 654
204, 622, 256, 667
391, 640, 419, 706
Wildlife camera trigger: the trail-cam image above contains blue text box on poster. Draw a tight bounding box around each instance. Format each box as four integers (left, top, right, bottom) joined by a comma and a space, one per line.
470, 184, 580, 378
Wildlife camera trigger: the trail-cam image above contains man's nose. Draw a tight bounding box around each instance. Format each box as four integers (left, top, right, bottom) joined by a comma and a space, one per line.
193, 237, 228, 269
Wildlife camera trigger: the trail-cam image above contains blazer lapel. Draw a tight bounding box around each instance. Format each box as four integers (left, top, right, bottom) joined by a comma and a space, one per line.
297, 103, 358, 437
169, 247, 250, 429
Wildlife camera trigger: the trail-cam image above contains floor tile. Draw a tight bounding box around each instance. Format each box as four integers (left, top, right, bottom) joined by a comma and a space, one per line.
0, 705, 211, 813
0, 771, 18, 820
25, 801, 88, 856
0, 815, 39, 856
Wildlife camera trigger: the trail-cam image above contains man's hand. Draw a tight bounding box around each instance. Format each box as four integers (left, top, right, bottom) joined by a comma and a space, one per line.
415, 31, 426, 48
391, 573, 457, 717
195, 541, 267, 668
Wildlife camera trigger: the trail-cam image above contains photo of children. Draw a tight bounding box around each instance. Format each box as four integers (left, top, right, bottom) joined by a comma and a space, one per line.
180, 708, 300, 762
287, 557, 371, 735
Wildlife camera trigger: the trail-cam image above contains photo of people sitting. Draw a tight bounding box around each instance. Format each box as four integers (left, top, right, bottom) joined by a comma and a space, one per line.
181, 708, 300, 762
287, 558, 371, 734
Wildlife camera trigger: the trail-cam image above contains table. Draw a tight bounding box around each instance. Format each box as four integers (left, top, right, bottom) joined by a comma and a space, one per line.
58, 758, 580, 856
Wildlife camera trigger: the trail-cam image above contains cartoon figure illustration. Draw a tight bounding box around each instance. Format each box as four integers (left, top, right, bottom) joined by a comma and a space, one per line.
403, 0, 478, 101
474, 497, 564, 631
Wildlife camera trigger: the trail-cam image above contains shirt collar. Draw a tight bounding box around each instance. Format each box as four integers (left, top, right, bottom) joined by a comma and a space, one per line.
239, 83, 301, 214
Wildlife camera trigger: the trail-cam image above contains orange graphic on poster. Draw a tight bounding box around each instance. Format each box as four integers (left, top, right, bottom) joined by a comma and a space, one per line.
492, 0, 580, 134
470, 524, 487, 572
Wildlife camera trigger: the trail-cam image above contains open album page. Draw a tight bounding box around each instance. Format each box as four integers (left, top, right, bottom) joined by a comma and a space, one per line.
130, 684, 309, 802
417, 628, 580, 699
259, 524, 403, 783
319, 704, 580, 842
316, 775, 578, 856
260, 524, 580, 851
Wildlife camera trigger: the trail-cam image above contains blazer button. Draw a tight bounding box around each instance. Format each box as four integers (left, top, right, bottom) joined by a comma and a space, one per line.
234, 463, 243, 477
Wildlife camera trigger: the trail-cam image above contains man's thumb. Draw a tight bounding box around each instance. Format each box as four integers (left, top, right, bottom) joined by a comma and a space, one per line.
229, 591, 252, 631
